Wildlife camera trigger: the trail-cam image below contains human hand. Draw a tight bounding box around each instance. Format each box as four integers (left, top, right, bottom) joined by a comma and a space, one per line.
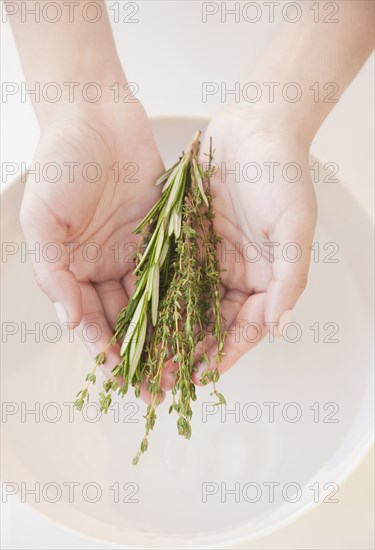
20, 100, 164, 375
190, 107, 317, 383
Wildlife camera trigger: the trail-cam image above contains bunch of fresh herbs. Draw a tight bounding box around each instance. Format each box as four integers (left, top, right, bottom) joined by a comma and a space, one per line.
75, 131, 226, 464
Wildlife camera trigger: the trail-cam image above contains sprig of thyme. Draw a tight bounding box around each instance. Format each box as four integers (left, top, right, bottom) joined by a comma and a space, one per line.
75, 131, 227, 463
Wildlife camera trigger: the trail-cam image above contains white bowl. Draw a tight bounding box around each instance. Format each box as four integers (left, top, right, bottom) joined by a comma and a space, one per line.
1, 116, 373, 549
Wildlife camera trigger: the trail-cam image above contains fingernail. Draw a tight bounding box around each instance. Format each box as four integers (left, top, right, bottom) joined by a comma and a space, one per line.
54, 302, 69, 328
277, 309, 292, 337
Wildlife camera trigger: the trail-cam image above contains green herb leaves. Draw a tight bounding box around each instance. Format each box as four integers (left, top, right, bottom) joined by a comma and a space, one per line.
75, 131, 226, 464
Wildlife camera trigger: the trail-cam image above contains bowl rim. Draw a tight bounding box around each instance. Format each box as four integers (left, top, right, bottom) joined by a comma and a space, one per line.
1, 113, 374, 549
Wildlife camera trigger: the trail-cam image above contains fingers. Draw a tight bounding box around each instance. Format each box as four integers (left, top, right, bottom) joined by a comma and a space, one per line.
80, 283, 165, 405
160, 361, 178, 392
139, 383, 166, 405
163, 288, 250, 390
20, 199, 83, 326
122, 270, 137, 299
264, 204, 317, 334
95, 280, 128, 329
42, 269, 83, 327
264, 275, 307, 336
193, 292, 267, 385
77, 282, 121, 378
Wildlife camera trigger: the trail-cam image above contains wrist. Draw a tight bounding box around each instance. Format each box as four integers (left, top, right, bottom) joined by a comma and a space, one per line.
35, 65, 131, 128
223, 102, 317, 151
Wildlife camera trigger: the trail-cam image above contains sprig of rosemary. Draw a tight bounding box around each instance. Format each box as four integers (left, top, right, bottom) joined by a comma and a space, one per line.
75, 131, 227, 464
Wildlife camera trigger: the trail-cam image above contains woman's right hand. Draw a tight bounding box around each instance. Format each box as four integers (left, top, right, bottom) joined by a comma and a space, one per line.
20, 100, 164, 376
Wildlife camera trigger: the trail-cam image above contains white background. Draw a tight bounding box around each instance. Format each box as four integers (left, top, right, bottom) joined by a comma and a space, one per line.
1, 1, 374, 548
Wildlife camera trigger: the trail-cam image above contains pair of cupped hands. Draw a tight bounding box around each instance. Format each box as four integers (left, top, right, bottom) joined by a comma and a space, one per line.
20, 100, 317, 402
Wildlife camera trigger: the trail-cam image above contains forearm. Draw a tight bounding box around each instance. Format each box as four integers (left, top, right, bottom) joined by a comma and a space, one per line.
7, 0, 125, 124
246, 0, 374, 147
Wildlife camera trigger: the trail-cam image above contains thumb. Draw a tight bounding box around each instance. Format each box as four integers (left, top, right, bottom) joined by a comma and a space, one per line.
20, 197, 83, 327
